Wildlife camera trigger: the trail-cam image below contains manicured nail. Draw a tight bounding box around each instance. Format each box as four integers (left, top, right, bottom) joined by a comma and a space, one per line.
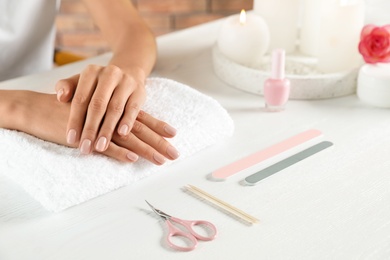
127, 152, 139, 162
153, 153, 166, 165
164, 125, 177, 136
80, 139, 92, 154
119, 124, 129, 135
67, 129, 77, 145
95, 137, 107, 152
57, 88, 63, 101
167, 145, 180, 159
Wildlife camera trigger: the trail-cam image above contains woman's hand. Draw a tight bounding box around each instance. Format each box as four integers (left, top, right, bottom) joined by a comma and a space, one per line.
55, 65, 147, 155
0, 90, 179, 165
54, 0, 158, 157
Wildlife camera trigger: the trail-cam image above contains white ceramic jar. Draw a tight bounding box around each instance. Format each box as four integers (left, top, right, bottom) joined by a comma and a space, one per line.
357, 63, 390, 108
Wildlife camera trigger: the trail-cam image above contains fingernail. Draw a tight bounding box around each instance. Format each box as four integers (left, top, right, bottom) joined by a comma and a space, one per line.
80, 139, 92, 154
95, 137, 107, 152
167, 145, 180, 159
127, 152, 139, 162
119, 124, 129, 135
57, 88, 64, 101
153, 153, 166, 165
67, 129, 77, 145
164, 125, 177, 136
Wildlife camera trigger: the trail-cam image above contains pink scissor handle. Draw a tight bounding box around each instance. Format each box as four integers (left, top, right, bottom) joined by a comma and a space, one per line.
170, 217, 217, 241
165, 220, 198, 252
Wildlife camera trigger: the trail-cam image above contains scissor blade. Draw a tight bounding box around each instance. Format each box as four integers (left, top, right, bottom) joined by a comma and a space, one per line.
145, 200, 170, 219
145, 200, 155, 210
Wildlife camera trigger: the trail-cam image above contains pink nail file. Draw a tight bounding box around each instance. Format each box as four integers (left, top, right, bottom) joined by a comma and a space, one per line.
210, 129, 323, 180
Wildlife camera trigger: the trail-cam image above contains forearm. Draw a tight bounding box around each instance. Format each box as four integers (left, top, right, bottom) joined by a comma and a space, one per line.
108, 24, 156, 80
82, 0, 157, 80
0, 90, 70, 146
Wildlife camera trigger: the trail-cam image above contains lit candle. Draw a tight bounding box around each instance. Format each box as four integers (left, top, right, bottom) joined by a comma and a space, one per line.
253, 0, 300, 53
301, 0, 365, 73
217, 10, 270, 67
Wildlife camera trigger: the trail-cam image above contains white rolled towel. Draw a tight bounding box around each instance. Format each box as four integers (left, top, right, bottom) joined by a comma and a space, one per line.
0, 78, 234, 212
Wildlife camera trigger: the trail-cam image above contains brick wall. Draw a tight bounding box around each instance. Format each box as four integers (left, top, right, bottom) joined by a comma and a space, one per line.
56, 0, 253, 57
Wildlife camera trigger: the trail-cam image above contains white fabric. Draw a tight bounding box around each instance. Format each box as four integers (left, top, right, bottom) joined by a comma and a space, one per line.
0, 78, 234, 212
0, 0, 59, 81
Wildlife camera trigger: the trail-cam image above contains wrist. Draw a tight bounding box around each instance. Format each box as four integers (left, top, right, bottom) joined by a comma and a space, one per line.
0, 90, 22, 130
110, 63, 148, 83
125, 66, 147, 84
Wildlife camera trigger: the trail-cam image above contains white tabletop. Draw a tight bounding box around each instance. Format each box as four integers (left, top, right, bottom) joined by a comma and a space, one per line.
1, 18, 390, 260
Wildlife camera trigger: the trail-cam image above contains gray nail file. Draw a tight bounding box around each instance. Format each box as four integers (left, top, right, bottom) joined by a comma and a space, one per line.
244, 141, 333, 186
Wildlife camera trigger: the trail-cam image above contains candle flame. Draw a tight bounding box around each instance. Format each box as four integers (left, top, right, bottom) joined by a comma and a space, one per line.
239, 9, 246, 25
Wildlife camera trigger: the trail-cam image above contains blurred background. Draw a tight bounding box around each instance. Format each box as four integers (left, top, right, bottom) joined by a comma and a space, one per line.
55, 0, 253, 58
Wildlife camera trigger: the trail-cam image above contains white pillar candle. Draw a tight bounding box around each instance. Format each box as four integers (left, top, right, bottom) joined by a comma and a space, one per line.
253, 0, 300, 54
308, 0, 365, 73
365, 0, 390, 25
300, 0, 322, 57
217, 10, 270, 67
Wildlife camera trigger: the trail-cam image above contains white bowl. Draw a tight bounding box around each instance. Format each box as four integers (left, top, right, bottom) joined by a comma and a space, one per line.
212, 46, 359, 100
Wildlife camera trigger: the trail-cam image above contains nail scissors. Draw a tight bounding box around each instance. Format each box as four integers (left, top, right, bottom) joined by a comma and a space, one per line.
145, 200, 217, 252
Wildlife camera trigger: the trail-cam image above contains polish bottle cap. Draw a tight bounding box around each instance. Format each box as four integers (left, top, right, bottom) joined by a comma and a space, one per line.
271, 49, 286, 80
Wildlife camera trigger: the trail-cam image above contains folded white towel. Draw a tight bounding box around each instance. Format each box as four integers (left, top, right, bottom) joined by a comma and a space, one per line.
0, 78, 234, 212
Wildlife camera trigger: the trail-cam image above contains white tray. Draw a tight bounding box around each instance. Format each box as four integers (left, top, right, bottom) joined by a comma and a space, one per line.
212, 46, 359, 100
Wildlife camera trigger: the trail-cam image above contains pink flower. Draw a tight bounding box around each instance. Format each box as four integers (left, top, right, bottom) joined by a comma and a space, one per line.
358, 24, 390, 64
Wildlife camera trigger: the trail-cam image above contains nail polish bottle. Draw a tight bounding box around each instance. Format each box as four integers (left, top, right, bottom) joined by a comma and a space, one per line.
264, 49, 290, 112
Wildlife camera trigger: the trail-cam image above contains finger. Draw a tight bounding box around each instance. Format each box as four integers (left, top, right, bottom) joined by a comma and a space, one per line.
95, 79, 132, 152
66, 64, 102, 146
113, 131, 168, 165
136, 110, 177, 138
55, 74, 80, 102
117, 80, 146, 136
131, 120, 180, 160
79, 65, 123, 154
102, 141, 139, 163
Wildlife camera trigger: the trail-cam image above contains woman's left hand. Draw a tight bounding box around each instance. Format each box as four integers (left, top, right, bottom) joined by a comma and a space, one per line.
55, 64, 146, 154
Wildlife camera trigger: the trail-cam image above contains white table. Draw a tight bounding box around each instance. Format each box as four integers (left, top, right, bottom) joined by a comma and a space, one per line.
1, 18, 390, 260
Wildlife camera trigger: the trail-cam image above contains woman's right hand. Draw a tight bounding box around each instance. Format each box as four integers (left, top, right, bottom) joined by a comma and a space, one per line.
0, 90, 180, 165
